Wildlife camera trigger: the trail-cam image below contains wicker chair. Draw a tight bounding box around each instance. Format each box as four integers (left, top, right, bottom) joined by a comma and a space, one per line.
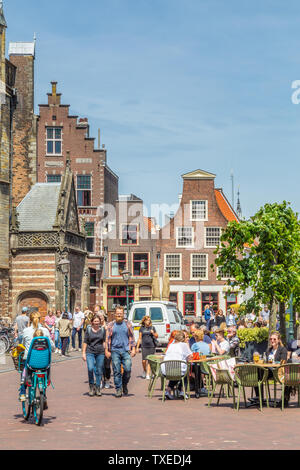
160, 360, 190, 402
205, 365, 236, 407
234, 365, 269, 411
146, 355, 162, 399
273, 363, 300, 411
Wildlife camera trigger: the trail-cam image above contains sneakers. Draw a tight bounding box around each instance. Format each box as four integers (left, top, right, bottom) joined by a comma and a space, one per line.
95, 386, 102, 397
89, 384, 96, 397
55, 348, 58, 354
122, 384, 129, 396
115, 389, 123, 398
179, 391, 189, 400
58, 350, 62, 355
146, 375, 150, 380
104, 382, 110, 389
100, 381, 104, 389
142, 371, 146, 379
78, 348, 82, 352
165, 390, 174, 400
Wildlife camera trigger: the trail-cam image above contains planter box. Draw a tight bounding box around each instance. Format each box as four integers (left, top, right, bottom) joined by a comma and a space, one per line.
241, 340, 268, 362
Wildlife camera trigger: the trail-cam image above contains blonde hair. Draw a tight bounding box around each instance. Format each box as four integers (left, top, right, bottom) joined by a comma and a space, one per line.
174, 331, 186, 342
219, 322, 227, 331
194, 330, 204, 342
33, 329, 44, 337
30, 312, 40, 331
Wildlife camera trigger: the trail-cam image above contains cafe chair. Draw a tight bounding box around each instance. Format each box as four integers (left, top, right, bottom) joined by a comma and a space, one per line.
234, 365, 269, 411
160, 360, 190, 402
146, 355, 163, 399
273, 363, 300, 411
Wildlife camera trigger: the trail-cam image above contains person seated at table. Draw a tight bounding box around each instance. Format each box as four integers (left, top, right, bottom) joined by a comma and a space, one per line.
227, 327, 240, 357
287, 332, 300, 361
166, 330, 180, 352
254, 332, 289, 405
191, 330, 211, 355
266, 332, 288, 363
211, 329, 230, 355
199, 325, 212, 344
161, 331, 192, 400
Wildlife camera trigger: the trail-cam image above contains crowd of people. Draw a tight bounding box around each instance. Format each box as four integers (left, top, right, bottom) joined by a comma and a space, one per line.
13, 301, 300, 405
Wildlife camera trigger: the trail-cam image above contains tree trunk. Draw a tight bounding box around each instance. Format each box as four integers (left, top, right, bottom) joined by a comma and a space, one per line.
279, 301, 287, 345
268, 298, 277, 340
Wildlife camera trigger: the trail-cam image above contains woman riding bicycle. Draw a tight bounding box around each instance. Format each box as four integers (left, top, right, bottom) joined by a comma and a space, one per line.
19, 312, 54, 404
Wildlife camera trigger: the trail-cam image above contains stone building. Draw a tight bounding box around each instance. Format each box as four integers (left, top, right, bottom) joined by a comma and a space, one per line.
102, 194, 158, 318
158, 169, 243, 317
36, 82, 119, 309
0, 4, 16, 318
10, 161, 89, 320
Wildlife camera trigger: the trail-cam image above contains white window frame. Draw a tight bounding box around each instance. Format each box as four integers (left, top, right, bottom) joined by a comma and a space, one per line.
164, 253, 182, 280
176, 227, 194, 248
205, 227, 222, 248
46, 127, 63, 156
190, 200, 208, 221
190, 253, 208, 280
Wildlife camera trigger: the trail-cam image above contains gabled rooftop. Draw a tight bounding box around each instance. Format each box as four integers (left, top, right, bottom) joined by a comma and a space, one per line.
182, 169, 216, 180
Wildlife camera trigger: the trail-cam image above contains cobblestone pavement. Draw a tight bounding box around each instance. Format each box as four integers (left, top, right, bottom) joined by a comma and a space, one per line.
1, 354, 300, 450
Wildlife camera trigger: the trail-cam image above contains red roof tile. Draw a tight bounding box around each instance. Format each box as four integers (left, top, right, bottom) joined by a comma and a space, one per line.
214, 189, 239, 223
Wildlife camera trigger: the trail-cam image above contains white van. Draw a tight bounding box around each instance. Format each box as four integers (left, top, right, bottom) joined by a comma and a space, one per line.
127, 301, 185, 347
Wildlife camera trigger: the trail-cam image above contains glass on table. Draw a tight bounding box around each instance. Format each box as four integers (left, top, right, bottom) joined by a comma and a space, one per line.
253, 351, 260, 363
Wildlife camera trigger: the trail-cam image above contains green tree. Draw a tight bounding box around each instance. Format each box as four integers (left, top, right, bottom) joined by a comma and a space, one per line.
214, 201, 300, 342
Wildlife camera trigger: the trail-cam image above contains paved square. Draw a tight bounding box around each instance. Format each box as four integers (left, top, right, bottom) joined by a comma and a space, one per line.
0, 355, 300, 450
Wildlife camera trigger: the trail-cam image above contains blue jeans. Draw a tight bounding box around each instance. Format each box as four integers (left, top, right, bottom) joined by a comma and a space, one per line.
86, 353, 105, 387
55, 330, 61, 349
111, 350, 132, 391
72, 327, 82, 349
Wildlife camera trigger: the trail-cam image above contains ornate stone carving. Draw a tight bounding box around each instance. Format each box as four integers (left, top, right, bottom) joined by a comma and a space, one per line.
18, 232, 60, 248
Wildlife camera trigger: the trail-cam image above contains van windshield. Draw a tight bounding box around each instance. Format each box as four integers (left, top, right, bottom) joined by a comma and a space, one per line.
132, 308, 147, 322
149, 307, 163, 322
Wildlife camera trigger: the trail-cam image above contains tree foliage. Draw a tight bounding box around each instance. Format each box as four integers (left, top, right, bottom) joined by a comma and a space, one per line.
214, 201, 300, 337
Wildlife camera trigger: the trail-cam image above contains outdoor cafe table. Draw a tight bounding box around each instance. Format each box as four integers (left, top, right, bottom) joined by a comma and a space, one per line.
235, 362, 283, 407
154, 354, 225, 398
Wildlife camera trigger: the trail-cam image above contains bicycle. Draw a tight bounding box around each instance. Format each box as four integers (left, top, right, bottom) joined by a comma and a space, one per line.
16, 337, 53, 426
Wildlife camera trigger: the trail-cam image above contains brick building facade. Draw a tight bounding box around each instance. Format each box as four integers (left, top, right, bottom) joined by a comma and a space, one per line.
9, 40, 37, 207
158, 169, 243, 317
36, 82, 119, 309
102, 194, 158, 318
0, 5, 16, 318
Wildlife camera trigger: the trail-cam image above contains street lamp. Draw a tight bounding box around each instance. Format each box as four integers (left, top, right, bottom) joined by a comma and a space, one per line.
197, 279, 202, 321
58, 258, 70, 313
122, 269, 132, 318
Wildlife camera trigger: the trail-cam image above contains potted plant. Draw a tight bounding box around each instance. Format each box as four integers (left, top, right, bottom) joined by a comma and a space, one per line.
237, 327, 269, 361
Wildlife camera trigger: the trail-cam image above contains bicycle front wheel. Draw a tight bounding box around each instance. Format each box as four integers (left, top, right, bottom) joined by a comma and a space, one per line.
33, 385, 44, 426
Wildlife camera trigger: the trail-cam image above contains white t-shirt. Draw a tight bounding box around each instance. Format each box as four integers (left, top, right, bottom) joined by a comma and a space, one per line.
73, 311, 85, 329
218, 339, 230, 354
161, 342, 192, 376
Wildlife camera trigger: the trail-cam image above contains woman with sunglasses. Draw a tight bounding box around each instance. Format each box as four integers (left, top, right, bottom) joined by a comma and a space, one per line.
266, 332, 287, 363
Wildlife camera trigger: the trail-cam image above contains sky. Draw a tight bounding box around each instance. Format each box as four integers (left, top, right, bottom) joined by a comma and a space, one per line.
4, 0, 300, 219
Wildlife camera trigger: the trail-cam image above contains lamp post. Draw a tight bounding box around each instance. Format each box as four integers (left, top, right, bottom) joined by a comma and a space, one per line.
122, 269, 132, 318
58, 258, 70, 313
289, 293, 294, 343
197, 279, 202, 321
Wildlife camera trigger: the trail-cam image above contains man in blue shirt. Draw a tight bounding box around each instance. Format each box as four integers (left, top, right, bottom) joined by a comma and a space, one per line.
105, 307, 136, 398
